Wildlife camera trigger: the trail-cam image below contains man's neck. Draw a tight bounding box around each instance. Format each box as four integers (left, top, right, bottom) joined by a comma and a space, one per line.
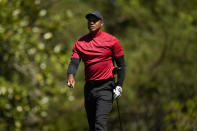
90, 29, 101, 36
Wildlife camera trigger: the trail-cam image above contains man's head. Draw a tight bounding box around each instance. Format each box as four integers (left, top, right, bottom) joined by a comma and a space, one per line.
85, 11, 104, 33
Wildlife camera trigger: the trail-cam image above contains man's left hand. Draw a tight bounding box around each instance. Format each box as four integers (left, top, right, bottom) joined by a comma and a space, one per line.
113, 86, 122, 100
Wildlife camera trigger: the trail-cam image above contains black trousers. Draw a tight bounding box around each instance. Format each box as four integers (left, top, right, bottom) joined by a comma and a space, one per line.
84, 79, 115, 131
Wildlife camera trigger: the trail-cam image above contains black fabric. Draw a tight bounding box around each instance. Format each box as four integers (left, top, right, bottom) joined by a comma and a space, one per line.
114, 56, 126, 87
84, 79, 115, 131
67, 58, 80, 76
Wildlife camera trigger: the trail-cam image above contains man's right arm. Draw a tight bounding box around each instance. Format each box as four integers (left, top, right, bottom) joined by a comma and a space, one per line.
67, 58, 80, 88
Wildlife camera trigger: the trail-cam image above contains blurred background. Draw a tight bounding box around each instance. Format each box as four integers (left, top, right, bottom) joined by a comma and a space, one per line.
0, 0, 197, 130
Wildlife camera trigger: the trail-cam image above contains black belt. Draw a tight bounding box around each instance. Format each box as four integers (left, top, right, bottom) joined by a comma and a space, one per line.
87, 78, 114, 86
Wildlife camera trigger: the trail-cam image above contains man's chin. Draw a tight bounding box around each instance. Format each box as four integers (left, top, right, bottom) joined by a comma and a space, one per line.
89, 29, 95, 32
89, 29, 100, 33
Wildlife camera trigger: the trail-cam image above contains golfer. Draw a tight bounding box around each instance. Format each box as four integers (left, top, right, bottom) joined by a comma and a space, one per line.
67, 11, 126, 131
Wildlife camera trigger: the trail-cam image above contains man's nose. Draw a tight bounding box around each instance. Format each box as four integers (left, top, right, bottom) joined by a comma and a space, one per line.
90, 21, 94, 24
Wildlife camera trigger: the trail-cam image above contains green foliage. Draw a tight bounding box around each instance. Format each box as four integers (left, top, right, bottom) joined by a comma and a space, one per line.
0, 0, 197, 130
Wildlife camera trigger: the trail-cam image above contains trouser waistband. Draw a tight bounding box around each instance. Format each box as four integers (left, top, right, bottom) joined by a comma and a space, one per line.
86, 78, 114, 86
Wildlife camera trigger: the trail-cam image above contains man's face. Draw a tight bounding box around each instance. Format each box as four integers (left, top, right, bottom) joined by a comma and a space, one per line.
87, 15, 104, 33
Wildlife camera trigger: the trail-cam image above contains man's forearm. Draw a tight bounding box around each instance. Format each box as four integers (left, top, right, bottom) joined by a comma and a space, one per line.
67, 58, 80, 75
115, 56, 126, 87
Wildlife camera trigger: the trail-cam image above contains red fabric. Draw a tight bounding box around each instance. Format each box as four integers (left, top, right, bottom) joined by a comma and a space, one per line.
71, 30, 124, 82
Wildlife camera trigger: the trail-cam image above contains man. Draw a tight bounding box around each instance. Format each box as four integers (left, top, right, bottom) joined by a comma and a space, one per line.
67, 11, 126, 131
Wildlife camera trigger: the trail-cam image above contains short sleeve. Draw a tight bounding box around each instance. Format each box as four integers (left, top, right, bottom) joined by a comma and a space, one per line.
113, 38, 124, 58
71, 41, 80, 59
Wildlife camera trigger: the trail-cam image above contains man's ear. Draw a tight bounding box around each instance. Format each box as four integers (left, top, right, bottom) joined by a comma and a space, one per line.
101, 21, 104, 27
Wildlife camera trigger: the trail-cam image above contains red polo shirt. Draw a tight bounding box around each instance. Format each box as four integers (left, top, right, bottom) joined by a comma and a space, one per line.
71, 30, 124, 82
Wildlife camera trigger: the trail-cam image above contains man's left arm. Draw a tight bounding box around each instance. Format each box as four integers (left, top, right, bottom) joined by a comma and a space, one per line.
113, 55, 126, 99
115, 55, 126, 87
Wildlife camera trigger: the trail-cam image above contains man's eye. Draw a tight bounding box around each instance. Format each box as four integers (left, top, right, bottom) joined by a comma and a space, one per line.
88, 19, 99, 23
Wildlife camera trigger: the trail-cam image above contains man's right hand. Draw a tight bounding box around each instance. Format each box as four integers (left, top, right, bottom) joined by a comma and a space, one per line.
67, 74, 75, 88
